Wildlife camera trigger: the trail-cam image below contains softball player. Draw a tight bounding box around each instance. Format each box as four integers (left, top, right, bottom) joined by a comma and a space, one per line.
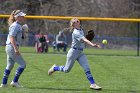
48, 18, 102, 90
0, 10, 27, 88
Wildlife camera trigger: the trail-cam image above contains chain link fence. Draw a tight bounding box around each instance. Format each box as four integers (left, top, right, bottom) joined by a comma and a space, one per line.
0, 33, 139, 50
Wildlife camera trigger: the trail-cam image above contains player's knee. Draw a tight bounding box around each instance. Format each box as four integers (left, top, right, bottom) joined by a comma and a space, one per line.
84, 67, 90, 72
63, 68, 70, 73
63, 70, 70, 73
6, 64, 14, 70
20, 62, 26, 69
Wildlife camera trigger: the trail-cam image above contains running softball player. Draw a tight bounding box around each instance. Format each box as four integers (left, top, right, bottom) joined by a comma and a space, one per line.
0, 10, 27, 88
48, 18, 102, 90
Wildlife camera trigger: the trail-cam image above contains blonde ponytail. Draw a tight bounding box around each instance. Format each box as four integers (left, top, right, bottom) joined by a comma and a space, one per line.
8, 10, 21, 26
69, 18, 75, 32
69, 26, 74, 32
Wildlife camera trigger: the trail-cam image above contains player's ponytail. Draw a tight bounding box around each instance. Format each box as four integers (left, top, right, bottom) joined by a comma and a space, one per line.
8, 10, 21, 26
69, 26, 74, 32
8, 10, 16, 26
69, 18, 75, 32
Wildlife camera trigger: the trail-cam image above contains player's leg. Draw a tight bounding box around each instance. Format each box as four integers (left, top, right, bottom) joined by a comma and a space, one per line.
41, 42, 44, 52
54, 56, 75, 73
52, 41, 56, 52
0, 45, 16, 87
78, 54, 101, 90
12, 55, 26, 85
0, 55, 15, 87
44, 42, 48, 53
78, 54, 95, 84
56, 43, 60, 52
63, 44, 67, 52
48, 57, 75, 75
9, 49, 26, 87
48, 48, 78, 75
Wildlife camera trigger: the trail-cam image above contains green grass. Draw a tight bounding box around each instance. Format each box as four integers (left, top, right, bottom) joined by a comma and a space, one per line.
0, 46, 138, 56
0, 46, 140, 93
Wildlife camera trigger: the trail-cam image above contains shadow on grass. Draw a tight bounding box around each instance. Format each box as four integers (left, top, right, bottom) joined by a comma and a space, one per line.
103, 89, 140, 93
26, 87, 140, 93
26, 87, 98, 92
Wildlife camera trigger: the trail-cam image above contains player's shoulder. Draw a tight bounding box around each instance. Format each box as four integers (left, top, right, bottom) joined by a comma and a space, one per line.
73, 28, 80, 34
10, 22, 21, 29
11, 22, 20, 26
9, 22, 22, 32
73, 28, 84, 35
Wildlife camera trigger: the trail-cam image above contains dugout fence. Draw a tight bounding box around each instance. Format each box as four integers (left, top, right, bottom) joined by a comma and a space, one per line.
0, 15, 139, 56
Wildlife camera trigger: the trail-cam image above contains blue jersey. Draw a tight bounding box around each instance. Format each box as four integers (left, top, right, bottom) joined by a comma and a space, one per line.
71, 28, 85, 49
6, 22, 23, 45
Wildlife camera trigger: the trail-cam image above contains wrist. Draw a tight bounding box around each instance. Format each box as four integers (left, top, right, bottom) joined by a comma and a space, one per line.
14, 49, 19, 52
93, 44, 97, 47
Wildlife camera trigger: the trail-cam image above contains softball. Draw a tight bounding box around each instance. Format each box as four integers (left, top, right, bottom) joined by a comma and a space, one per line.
102, 39, 107, 44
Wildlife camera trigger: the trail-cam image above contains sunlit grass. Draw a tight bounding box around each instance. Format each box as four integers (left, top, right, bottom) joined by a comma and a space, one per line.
0, 46, 140, 93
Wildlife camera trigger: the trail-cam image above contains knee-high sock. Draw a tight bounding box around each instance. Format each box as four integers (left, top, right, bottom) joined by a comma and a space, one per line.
54, 66, 64, 71
2, 69, 11, 84
85, 71, 95, 84
13, 67, 24, 82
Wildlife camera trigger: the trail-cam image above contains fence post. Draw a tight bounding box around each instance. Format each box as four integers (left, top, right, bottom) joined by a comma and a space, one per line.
137, 22, 140, 56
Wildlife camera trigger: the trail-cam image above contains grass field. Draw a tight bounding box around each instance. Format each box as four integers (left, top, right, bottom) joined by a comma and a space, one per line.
0, 46, 140, 93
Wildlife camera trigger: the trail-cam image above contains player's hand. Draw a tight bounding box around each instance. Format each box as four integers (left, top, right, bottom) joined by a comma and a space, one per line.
97, 44, 101, 48
15, 50, 20, 56
94, 44, 101, 48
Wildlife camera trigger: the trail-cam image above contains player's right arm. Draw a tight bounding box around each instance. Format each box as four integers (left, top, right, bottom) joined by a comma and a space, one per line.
81, 38, 101, 48
9, 25, 20, 55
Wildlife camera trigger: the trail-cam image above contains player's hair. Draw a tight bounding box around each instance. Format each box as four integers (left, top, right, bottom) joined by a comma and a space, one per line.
69, 19, 74, 32
8, 10, 21, 26
69, 18, 80, 32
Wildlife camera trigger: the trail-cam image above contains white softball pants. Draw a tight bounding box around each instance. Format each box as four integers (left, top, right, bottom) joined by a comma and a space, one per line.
5, 45, 26, 70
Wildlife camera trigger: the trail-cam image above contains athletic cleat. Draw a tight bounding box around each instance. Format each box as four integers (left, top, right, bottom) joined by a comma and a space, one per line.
10, 81, 23, 88
48, 64, 56, 75
0, 84, 7, 88
90, 84, 102, 90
